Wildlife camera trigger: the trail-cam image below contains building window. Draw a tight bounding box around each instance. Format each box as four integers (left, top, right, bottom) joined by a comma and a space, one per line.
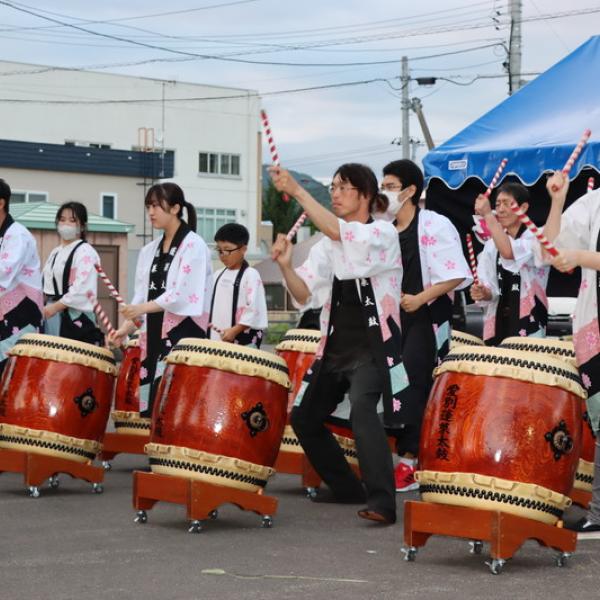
65, 140, 112, 149
101, 193, 117, 219
199, 152, 241, 177
197, 207, 236, 241
11, 190, 48, 203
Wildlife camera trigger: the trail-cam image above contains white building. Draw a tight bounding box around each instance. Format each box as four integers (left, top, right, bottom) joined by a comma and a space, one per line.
0, 60, 263, 298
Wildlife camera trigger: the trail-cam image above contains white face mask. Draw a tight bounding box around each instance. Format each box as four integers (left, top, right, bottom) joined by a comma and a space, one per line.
57, 223, 80, 241
374, 190, 408, 221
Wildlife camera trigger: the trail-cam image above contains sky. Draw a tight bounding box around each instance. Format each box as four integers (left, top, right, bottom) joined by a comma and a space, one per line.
0, 0, 598, 180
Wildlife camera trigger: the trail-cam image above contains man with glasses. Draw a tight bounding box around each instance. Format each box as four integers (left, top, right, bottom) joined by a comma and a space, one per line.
376, 160, 471, 493
270, 163, 405, 525
208, 223, 267, 347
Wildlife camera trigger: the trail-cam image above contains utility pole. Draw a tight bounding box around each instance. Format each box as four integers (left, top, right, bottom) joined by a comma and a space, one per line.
411, 98, 435, 150
401, 56, 410, 159
509, 0, 523, 95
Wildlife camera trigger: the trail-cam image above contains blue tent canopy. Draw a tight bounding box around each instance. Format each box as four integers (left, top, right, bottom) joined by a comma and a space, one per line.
423, 36, 600, 189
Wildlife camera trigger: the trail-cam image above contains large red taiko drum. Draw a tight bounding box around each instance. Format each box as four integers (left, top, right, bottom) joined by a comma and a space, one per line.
111, 338, 150, 437
0, 333, 116, 463
417, 346, 585, 525
499, 336, 594, 495
275, 328, 321, 457
450, 330, 484, 350
145, 339, 289, 493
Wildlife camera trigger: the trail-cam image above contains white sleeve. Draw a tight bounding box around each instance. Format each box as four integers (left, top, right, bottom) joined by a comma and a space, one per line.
499, 232, 537, 273
555, 192, 597, 251
131, 245, 151, 306
154, 235, 212, 315
237, 268, 268, 330
476, 241, 500, 306
292, 238, 333, 311
331, 219, 401, 280
60, 244, 99, 311
0, 227, 33, 290
424, 215, 472, 290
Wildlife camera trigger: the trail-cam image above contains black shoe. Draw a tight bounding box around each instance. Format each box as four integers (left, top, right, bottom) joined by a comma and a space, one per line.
310, 489, 366, 504
566, 517, 600, 539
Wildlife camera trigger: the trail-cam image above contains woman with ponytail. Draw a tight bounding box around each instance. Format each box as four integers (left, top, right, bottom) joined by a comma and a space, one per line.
109, 183, 212, 418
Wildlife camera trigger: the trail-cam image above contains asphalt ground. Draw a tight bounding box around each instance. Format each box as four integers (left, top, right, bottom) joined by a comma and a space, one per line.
0, 451, 598, 600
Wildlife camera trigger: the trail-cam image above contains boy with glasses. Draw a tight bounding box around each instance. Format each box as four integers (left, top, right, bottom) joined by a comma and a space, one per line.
208, 223, 268, 347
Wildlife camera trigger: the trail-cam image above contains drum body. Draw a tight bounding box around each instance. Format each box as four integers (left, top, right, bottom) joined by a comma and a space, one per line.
146, 339, 289, 492
417, 346, 585, 525
111, 339, 149, 436
0, 334, 116, 462
499, 337, 595, 494
275, 329, 321, 456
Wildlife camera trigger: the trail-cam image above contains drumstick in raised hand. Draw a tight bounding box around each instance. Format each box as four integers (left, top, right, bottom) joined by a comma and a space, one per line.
465, 234, 480, 285
261, 109, 289, 202
588, 176, 595, 192
94, 264, 142, 328
483, 158, 508, 199
510, 201, 563, 262
551, 128, 592, 192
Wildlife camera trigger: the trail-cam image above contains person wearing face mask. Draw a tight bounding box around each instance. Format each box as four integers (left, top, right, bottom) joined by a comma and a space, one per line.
0, 178, 43, 376
377, 160, 471, 493
42, 202, 104, 346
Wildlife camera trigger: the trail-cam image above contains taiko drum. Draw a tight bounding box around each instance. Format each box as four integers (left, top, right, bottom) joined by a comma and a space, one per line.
417, 346, 585, 525
499, 336, 595, 495
275, 328, 321, 456
145, 339, 289, 493
450, 329, 484, 350
0, 333, 116, 463
111, 338, 150, 437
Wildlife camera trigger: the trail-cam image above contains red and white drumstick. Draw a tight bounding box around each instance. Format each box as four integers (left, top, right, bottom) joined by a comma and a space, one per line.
87, 292, 116, 336
483, 158, 508, 199
260, 109, 289, 202
588, 176, 595, 192
551, 128, 592, 191
286, 212, 308, 241
94, 264, 142, 328
465, 233, 480, 285
510, 201, 559, 258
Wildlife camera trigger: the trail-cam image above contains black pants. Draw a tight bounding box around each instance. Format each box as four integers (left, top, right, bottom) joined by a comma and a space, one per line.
291, 360, 396, 518
394, 314, 437, 456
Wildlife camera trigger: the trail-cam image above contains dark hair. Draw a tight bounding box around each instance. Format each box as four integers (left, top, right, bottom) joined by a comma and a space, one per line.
382, 159, 424, 205
55, 202, 88, 240
0, 178, 11, 213
144, 182, 197, 232
214, 223, 249, 246
496, 181, 529, 206
332, 163, 387, 213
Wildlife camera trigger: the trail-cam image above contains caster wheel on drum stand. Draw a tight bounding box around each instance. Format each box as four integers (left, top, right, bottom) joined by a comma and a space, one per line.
555, 552, 571, 567
134, 510, 147, 524
261, 516, 273, 528
208, 510, 218, 521
469, 540, 483, 555
91, 483, 104, 494
28, 486, 40, 498
305, 487, 317, 499
102, 461, 112, 471
401, 546, 418, 562
188, 520, 204, 534
486, 559, 506, 575
48, 476, 60, 490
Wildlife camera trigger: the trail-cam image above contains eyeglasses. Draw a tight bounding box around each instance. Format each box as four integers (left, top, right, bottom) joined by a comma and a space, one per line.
328, 184, 358, 194
380, 184, 403, 192
215, 246, 242, 256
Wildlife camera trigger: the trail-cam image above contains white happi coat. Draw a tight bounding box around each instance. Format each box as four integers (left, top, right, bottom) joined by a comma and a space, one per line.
43, 240, 100, 314
0, 219, 43, 360
553, 189, 600, 431
476, 229, 549, 342
209, 265, 268, 340
132, 230, 212, 364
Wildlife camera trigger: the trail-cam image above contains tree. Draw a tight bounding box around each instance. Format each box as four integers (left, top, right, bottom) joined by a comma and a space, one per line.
262, 181, 304, 242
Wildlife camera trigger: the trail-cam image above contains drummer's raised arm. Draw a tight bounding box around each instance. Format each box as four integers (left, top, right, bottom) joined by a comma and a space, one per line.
268, 166, 341, 241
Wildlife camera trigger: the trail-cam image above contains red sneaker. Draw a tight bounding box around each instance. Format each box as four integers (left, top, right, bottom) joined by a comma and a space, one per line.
394, 462, 419, 493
